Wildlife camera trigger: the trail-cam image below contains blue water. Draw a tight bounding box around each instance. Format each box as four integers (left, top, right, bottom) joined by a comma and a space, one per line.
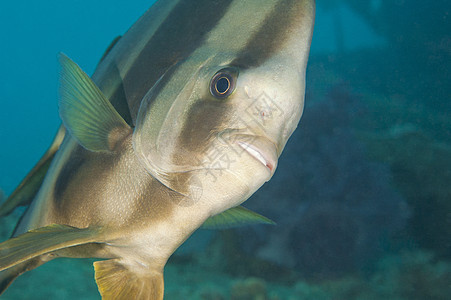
0, 0, 151, 195
1, 1, 450, 299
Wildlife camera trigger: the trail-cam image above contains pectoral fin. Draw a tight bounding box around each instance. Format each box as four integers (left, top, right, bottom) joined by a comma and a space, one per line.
202, 206, 276, 229
0, 126, 65, 217
59, 53, 131, 152
94, 259, 164, 300
0, 224, 103, 272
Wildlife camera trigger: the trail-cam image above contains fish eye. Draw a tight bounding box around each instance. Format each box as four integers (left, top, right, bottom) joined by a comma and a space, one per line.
210, 68, 238, 99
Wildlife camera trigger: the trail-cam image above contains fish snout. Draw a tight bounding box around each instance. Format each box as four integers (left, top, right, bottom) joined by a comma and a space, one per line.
240, 77, 305, 158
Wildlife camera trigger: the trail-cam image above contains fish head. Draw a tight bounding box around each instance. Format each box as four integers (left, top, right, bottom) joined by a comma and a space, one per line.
133, 0, 315, 212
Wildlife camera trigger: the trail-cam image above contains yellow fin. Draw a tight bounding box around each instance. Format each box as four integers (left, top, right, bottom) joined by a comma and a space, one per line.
94, 259, 164, 300
0, 224, 103, 272
0, 126, 65, 217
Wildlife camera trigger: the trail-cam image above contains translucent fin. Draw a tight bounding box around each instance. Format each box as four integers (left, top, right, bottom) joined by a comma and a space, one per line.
59, 53, 131, 152
94, 259, 164, 300
0, 126, 65, 217
0, 224, 103, 272
201, 206, 276, 229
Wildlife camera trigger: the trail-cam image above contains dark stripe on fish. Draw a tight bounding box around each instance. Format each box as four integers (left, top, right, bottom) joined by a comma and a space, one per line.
52, 0, 235, 210
53, 145, 88, 204
97, 61, 133, 126
231, 0, 301, 68
177, 0, 301, 158
120, 0, 235, 122
178, 100, 230, 155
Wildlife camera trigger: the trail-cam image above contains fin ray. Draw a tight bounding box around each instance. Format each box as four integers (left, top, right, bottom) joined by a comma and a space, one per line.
0, 224, 102, 272
59, 53, 131, 152
94, 259, 164, 300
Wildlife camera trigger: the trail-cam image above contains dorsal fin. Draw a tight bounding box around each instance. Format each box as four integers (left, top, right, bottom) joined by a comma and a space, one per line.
58, 53, 131, 152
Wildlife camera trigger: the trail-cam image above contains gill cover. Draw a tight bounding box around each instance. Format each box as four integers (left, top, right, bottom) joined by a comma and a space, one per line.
132, 58, 229, 196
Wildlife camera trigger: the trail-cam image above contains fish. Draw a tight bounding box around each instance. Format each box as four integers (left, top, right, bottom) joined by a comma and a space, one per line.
0, 0, 315, 299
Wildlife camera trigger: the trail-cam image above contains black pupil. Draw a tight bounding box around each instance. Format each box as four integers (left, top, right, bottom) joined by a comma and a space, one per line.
216, 77, 230, 94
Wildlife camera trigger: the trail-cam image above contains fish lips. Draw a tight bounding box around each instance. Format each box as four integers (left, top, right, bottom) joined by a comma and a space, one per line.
234, 135, 278, 178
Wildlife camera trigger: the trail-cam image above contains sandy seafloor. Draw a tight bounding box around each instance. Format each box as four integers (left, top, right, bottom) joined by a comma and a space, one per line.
1, 1, 450, 299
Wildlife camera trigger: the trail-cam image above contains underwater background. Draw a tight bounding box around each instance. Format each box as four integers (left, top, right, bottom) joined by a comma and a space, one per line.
0, 0, 450, 299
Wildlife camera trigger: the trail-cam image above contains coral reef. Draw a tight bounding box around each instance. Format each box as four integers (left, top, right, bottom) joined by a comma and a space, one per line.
371, 251, 451, 300
2, 247, 449, 299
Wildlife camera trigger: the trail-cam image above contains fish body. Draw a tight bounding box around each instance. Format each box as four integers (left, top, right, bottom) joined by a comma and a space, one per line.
0, 0, 315, 299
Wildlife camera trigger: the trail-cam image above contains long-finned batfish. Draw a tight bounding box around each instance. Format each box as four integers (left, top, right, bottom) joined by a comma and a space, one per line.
0, 0, 315, 298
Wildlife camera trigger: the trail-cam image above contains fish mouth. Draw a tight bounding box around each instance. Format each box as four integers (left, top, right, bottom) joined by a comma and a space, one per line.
235, 135, 278, 175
